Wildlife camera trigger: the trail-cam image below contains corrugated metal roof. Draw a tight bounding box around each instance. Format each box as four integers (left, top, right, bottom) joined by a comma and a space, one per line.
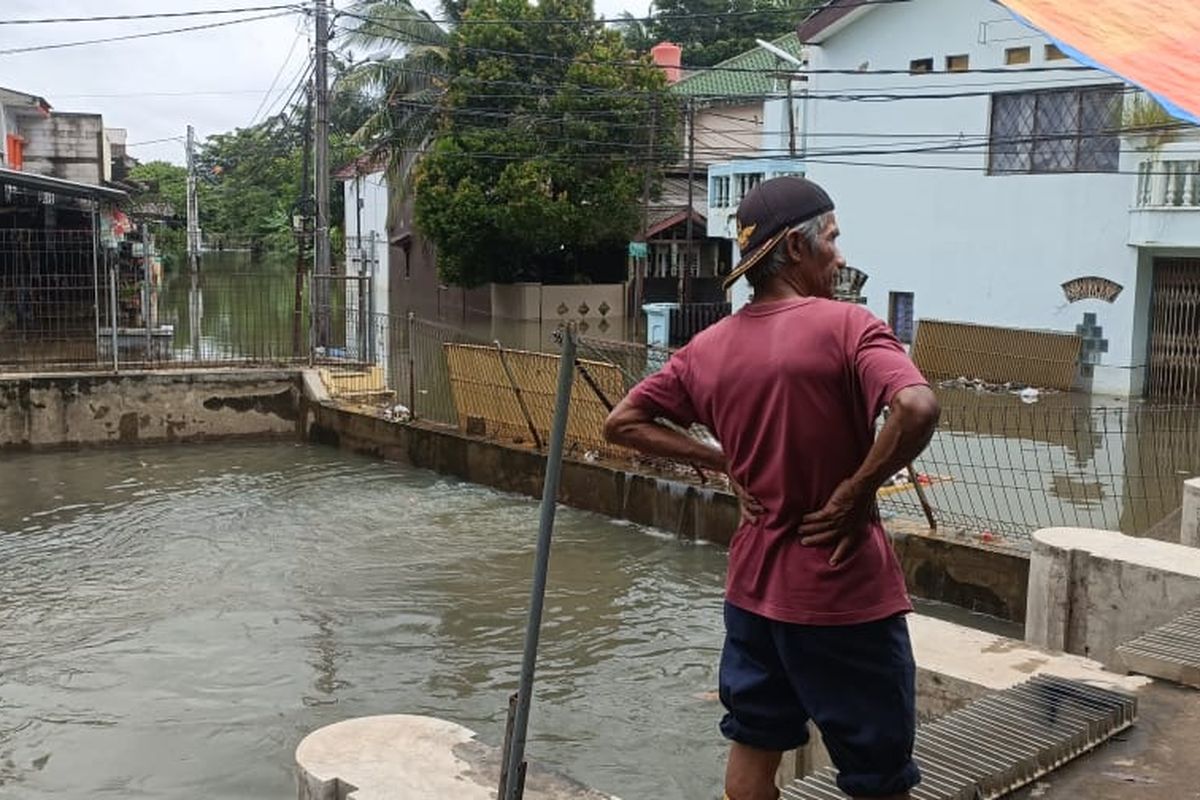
671, 33, 803, 100
0, 167, 126, 201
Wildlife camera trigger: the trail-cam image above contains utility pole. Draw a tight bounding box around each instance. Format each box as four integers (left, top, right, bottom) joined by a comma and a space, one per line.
683, 99, 695, 306
293, 86, 314, 358
637, 100, 658, 341
185, 124, 201, 359
786, 78, 797, 157
313, 0, 332, 349
185, 125, 200, 273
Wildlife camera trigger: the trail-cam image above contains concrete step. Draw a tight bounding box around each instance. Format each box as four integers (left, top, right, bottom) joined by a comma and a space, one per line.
1116, 606, 1200, 688
782, 675, 1137, 800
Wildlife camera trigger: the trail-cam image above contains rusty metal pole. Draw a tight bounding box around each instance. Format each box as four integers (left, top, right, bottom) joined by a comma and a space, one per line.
500, 325, 577, 800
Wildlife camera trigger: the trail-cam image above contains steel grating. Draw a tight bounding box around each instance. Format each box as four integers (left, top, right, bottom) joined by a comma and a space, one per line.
1116, 606, 1200, 688
781, 675, 1137, 800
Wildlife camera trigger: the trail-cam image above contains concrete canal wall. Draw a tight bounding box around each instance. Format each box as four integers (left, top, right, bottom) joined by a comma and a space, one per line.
0, 369, 302, 449
304, 392, 1032, 623
1027, 527, 1200, 665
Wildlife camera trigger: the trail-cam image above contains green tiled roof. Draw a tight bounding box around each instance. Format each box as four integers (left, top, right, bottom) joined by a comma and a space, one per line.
670, 33, 803, 100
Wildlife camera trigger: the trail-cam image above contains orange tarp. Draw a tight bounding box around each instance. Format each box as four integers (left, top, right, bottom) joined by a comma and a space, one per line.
999, 0, 1200, 124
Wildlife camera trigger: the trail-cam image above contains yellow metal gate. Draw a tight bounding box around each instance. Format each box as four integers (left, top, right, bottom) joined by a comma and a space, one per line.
1148, 257, 1200, 401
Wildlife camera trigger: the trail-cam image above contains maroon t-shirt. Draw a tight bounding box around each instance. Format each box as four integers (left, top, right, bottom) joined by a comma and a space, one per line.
626, 297, 928, 625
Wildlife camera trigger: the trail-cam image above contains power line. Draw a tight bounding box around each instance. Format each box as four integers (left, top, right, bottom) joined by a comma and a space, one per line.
333, 0, 914, 28
0, 10, 299, 57
0, 5, 301, 25
262, 56, 316, 126
126, 136, 187, 147
56, 89, 273, 99
252, 29, 307, 125
335, 8, 1099, 80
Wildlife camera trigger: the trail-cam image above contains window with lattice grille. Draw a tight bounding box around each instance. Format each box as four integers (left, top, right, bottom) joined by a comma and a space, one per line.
989, 86, 1122, 174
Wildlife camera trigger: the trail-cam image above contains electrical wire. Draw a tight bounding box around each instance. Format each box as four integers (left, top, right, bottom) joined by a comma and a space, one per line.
0, 10, 300, 57
251, 28, 307, 125
340, 0, 917, 27
0, 5, 302, 25
335, 8, 1100, 80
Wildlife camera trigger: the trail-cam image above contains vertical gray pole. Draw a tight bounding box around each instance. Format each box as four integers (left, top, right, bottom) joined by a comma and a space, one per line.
501, 325, 577, 800
143, 221, 152, 360
91, 201, 101, 362
313, 0, 332, 349
186, 124, 200, 274
683, 98, 695, 307
186, 127, 202, 360
407, 311, 416, 419
109, 259, 119, 372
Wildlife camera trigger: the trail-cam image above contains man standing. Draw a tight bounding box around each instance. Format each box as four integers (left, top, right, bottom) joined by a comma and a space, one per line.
604, 177, 940, 800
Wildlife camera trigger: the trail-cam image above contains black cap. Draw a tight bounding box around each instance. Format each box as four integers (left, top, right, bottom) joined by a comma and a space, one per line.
723, 176, 834, 290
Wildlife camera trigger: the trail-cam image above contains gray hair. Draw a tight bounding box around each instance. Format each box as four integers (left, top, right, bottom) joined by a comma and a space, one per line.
746, 211, 833, 290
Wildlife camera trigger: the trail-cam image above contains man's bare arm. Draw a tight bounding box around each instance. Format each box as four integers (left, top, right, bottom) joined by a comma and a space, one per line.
843, 384, 940, 499
799, 385, 940, 565
603, 396, 726, 473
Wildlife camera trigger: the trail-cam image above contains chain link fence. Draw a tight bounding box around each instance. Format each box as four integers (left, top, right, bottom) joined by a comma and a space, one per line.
5, 229, 1195, 549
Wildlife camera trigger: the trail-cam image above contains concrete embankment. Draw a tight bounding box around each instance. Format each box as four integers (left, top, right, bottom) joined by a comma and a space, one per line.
0, 369, 301, 449
304, 391, 1032, 624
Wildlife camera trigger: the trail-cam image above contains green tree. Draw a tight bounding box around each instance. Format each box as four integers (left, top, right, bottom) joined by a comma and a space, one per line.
413, 0, 678, 287
648, 0, 818, 67
127, 161, 189, 263
337, 0, 452, 192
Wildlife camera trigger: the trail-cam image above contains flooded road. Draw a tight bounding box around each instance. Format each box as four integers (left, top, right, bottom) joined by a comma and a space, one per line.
0, 443, 730, 799
154, 252, 1200, 544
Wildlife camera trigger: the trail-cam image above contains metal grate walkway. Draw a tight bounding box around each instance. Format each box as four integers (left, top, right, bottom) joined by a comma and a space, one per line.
1117, 606, 1200, 688
782, 675, 1137, 800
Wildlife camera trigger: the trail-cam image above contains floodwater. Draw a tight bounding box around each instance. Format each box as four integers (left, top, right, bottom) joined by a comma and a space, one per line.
0, 442, 732, 800
158, 253, 1200, 544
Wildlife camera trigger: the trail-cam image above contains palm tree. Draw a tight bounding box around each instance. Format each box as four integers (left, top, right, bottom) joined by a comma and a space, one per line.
336, 0, 453, 195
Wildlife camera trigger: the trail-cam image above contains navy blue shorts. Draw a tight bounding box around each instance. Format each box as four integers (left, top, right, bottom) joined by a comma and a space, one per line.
718, 602, 921, 797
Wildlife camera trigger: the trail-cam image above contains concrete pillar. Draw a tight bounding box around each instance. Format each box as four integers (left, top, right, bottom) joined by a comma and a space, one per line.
1181, 478, 1200, 547
1026, 527, 1200, 665
296, 714, 616, 800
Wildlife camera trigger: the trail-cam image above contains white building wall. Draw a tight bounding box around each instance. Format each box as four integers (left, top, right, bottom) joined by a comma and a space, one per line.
343, 169, 391, 319
801, 0, 1149, 396
22, 113, 107, 184
341, 169, 392, 365
694, 104, 762, 167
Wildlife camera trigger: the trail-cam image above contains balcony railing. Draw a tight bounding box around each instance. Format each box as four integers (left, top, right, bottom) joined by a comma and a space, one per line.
707, 158, 806, 239
1135, 156, 1200, 208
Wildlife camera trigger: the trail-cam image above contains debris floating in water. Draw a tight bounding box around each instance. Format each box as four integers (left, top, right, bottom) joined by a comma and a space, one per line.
939, 376, 1058, 399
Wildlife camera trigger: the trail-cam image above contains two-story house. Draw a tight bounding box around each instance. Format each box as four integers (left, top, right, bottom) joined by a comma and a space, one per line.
0, 86, 51, 171
660, 34, 810, 309
717, 0, 1200, 400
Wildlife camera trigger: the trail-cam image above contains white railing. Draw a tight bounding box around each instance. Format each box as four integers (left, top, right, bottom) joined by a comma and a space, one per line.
1136, 156, 1200, 208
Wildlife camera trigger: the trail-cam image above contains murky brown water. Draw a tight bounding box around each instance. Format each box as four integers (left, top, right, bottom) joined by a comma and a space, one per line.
0, 442, 733, 800
161, 253, 1200, 547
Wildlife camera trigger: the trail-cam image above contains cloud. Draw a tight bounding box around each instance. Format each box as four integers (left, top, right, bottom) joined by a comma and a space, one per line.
1, 0, 650, 166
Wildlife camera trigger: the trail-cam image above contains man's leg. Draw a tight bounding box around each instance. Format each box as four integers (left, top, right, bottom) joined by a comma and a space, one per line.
724, 741, 783, 800
718, 603, 809, 800
775, 614, 921, 799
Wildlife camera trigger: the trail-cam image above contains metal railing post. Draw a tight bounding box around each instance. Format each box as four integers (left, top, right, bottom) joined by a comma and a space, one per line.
407, 311, 416, 419
108, 259, 119, 372
91, 202, 102, 364
500, 324, 577, 800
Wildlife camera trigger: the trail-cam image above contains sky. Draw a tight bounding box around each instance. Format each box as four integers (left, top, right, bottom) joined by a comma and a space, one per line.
0, 0, 647, 167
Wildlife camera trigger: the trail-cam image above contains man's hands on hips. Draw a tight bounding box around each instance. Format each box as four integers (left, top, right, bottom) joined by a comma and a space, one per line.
798, 479, 875, 566
729, 475, 764, 527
